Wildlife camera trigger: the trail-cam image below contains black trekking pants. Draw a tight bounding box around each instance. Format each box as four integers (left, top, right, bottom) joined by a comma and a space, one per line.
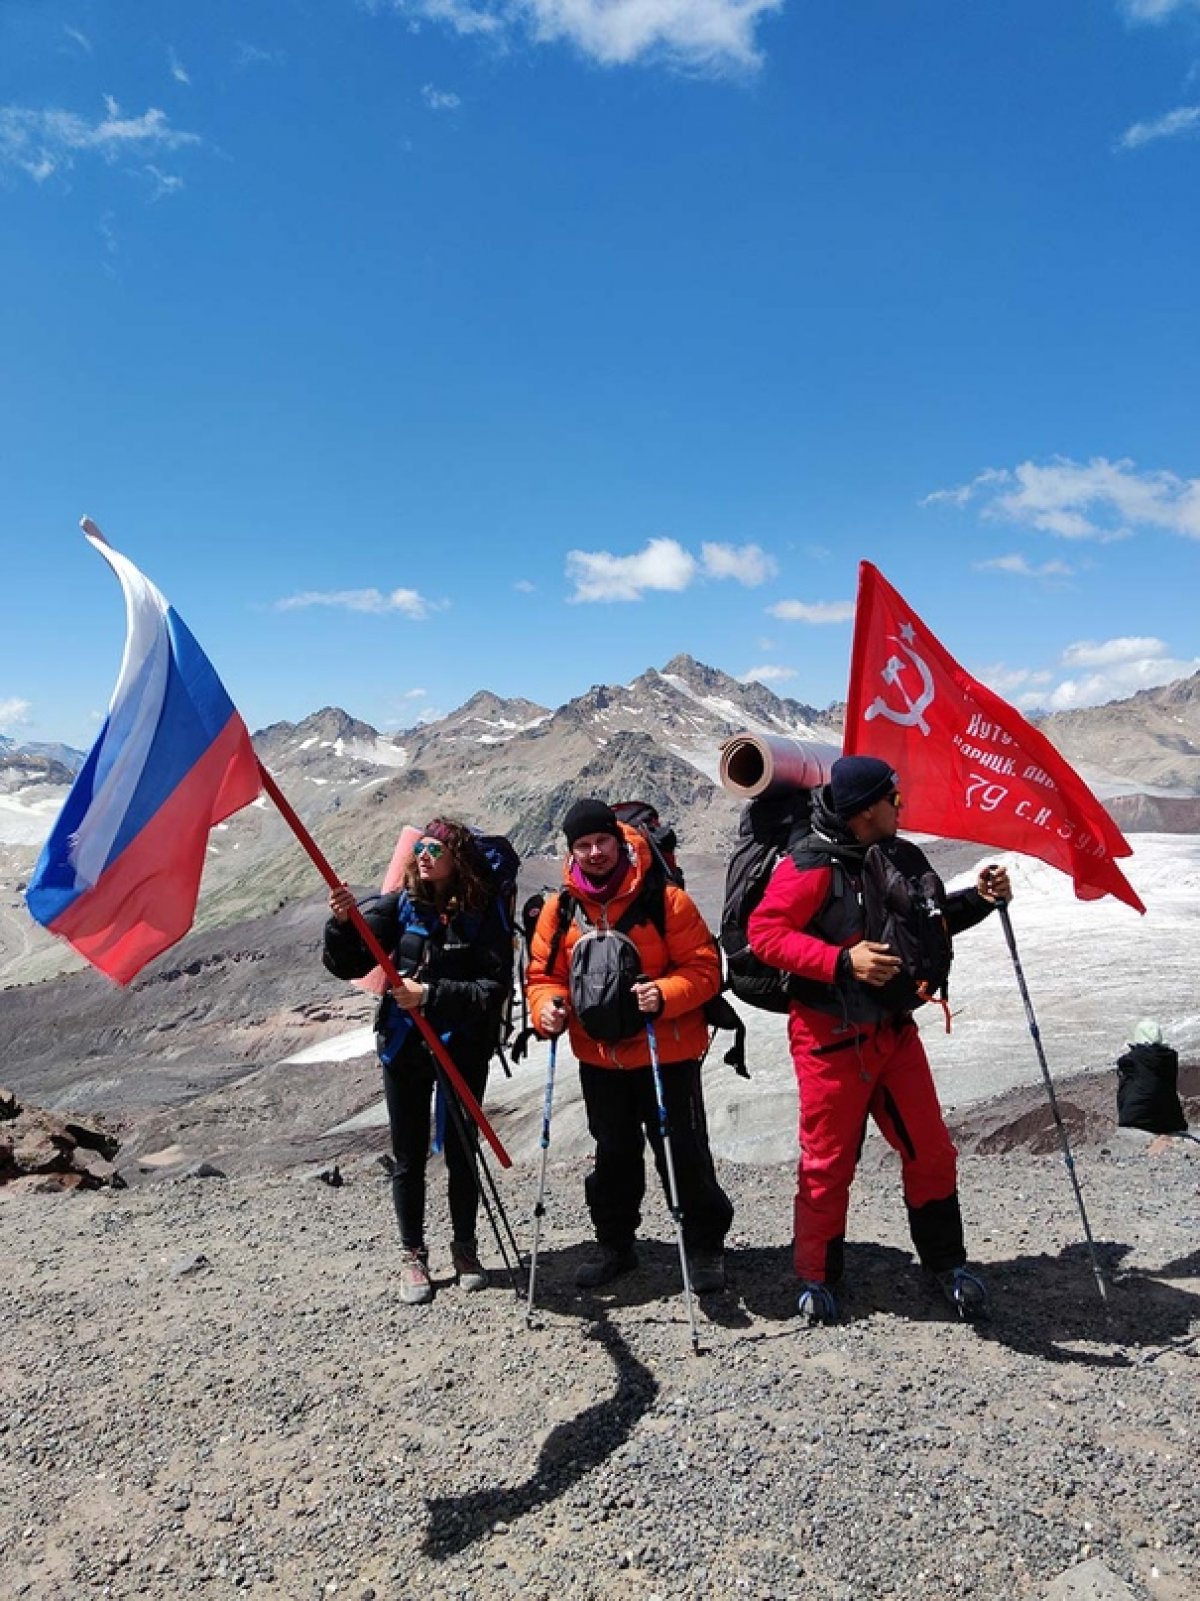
382, 1041, 489, 1251
579, 1058, 734, 1254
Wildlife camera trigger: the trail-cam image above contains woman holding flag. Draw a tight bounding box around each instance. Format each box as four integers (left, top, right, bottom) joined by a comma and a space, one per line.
323, 819, 514, 1305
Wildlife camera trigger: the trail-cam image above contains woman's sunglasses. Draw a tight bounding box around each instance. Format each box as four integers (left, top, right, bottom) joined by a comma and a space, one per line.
413, 839, 446, 861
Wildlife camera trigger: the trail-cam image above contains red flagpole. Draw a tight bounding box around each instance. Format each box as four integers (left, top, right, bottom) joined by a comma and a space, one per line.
257, 762, 512, 1169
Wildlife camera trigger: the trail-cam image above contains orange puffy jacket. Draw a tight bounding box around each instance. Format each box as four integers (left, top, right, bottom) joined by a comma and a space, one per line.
525, 825, 720, 1069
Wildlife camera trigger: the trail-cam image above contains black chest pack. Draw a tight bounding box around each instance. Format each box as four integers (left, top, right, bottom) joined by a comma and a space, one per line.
722, 790, 954, 1024
561, 896, 652, 1044
856, 839, 954, 1019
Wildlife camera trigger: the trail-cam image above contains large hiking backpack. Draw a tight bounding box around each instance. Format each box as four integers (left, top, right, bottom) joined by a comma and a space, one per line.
720, 788, 817, 1012
468, 830, 522, 1067
859, 838, 953, 1017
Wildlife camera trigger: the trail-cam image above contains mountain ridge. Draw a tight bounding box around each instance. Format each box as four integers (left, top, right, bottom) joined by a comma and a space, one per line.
3, 658, 1200, 988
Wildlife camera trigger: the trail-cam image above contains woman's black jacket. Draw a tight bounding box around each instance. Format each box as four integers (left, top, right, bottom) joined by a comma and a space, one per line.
323, 891, 513, 1061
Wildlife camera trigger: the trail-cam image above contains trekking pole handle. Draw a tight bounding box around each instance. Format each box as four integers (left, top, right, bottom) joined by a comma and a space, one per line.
981, 865, 1011, 905
633, 971, 663, 1016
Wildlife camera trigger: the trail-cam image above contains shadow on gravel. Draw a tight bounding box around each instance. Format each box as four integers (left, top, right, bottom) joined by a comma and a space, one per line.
973, 1241, 1200, 1367
526, 1238, 773, 1328
420, 1318, 658, 1558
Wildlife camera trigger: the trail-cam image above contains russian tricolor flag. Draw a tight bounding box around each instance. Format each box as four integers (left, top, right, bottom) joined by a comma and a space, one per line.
25, 521, 263, 983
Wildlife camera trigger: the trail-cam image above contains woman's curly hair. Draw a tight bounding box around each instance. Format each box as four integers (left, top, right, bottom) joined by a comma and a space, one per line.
402, 818, 492, 917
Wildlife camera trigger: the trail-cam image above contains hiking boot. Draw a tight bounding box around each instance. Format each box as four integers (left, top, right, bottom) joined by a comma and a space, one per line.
575, 1244, 639, 1289
687, 1249, 726, 1294
399, 1247, 433, 1305
451, 1241, 488, 1292
934, 1265, 989, 1321
796, 1281, 839, 1325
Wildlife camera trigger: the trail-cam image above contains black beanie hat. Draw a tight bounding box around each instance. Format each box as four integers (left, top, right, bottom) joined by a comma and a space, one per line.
563, 798, 622, 849
830, 756, 897, 820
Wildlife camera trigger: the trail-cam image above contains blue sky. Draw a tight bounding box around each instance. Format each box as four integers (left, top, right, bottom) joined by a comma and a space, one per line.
2, 0, 1199, 749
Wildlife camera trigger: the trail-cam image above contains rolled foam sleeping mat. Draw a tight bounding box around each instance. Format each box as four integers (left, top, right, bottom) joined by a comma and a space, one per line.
718, 733, 841, 799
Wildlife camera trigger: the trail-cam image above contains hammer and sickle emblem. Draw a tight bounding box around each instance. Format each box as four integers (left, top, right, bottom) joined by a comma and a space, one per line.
864, 623, 935, 736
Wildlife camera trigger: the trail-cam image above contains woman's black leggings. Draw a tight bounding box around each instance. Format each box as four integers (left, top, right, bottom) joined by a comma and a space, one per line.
382, 1042, 490, 1250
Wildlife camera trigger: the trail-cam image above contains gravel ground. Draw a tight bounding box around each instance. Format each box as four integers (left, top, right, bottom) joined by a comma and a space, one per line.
3, 1123, 1198, 1601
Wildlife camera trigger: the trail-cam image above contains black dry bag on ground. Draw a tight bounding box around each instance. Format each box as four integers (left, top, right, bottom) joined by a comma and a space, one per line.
1117, 1042, 1188, 1134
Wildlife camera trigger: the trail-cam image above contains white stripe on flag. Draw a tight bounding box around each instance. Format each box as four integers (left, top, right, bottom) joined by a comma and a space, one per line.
69, 521, 171, 889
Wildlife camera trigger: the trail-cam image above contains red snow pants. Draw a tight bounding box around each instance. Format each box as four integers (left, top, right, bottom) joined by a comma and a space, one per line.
787, 1007, 965, 1283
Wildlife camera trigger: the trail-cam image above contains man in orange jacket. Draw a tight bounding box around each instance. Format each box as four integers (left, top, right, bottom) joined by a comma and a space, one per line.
527, 798, 734, 1291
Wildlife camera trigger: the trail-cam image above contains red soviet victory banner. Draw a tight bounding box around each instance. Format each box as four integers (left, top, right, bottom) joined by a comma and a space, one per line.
844, 561, 1145, 914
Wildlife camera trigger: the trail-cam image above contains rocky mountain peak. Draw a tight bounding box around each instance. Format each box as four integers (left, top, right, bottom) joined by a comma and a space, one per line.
0, 751, 77, 794
659, 653, 733, 693
452, 689, 549, 721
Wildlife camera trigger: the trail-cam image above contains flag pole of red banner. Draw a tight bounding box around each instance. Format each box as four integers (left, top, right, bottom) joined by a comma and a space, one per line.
844, 561, 1145, 914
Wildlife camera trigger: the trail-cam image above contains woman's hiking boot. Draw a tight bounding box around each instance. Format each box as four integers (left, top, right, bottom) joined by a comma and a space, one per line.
575, 1243, 638, 1289
452, 1241, 488, 1291
687, 1249, 726, 1294
796, 1281, 839, 1325
399, 1246, 433, 1305
934, 1265, 989, 1321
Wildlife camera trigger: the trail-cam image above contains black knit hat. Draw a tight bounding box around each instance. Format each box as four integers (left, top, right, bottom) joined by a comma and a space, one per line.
563, 798, 623, 849
830, 756, 898, 820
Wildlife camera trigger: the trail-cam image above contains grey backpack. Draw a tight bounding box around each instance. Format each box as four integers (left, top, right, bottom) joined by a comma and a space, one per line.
565, 900, 647, 1043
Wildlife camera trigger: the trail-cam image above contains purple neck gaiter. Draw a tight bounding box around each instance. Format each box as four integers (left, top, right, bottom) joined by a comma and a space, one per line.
569, 850, 631, 905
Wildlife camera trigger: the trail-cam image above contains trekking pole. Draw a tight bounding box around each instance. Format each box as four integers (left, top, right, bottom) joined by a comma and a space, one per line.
525, 1035, 559, 1327
437, 1068, 524, 1296
639, 977, 701, 1355
994, 901, 1109, 1305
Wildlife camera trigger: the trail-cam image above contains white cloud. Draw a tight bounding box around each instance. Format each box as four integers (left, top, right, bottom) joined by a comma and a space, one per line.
63, 26, 92, 55
920, 467, 1009, 509
513, 578, 536, 593
1121, 1, 1200, 20
234, 42, 281, 71
398, 0, 504, 37
974, 664, 1053, 698
392, 0, 781, 73
0, 697, 32, 728
275, 587, 442, 619
421, 83, 462, 110
143, 165, 184, 201
924, 456, 1200, 542
973, 553, 1075, 578
0, 99, 200, 183
987, 637, 1200, 712
1043, 650, 1200, 710
738, 664, 796, 684
767, 598, 855, 624
399, 687, 428, 699
1060, 636, 1169, 669
168, 48, 191, 86
566, 536, 781, 602
700, 541, 777, 586
1119, 104, 1200, 149
567, 537, 697, 602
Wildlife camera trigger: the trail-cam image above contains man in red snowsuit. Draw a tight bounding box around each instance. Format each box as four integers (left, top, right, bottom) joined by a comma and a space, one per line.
747, 755, 1011, 1323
